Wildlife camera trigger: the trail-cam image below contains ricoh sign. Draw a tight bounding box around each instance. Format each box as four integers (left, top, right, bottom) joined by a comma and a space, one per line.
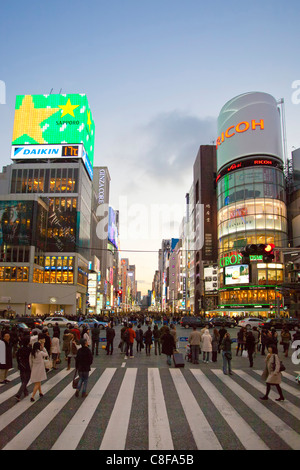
216, 92, 283, 172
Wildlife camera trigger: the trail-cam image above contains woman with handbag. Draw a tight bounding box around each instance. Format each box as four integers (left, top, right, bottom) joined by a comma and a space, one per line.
66, 333, 79, 370
29, 341, 48, 402
260, 344, 284, 401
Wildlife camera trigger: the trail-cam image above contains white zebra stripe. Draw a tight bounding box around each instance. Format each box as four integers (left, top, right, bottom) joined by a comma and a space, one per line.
213, 369, 300, 450
100, 368, 137, 450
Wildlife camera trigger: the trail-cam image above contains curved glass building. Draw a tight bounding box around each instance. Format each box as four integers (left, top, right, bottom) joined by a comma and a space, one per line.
216, 92, 287, 317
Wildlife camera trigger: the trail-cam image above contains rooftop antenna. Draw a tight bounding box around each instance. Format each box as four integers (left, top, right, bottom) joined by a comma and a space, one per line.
49, 88, 53, 94
59, 88, 62, 94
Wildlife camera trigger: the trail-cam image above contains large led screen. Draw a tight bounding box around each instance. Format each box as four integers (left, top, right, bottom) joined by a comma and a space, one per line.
12, 94, 95, 167
224, 264, 250, 285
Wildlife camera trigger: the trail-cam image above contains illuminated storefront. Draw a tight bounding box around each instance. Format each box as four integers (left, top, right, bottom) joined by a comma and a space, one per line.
216, 92, 287, 316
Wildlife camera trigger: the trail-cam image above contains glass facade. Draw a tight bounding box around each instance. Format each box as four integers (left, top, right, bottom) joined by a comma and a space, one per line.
217, 164, 287, 313
10, 167, 78, 194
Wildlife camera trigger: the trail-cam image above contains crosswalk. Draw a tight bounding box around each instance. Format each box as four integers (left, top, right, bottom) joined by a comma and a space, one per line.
0, 365, 300, 450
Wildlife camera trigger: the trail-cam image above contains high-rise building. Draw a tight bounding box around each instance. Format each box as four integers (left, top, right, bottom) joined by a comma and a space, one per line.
0, 93, 95, 317
216, 92, 287, 316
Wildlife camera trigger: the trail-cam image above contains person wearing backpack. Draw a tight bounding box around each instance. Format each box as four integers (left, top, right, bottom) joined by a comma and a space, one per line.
91, 323, 100, 356
135, 325, 144, 353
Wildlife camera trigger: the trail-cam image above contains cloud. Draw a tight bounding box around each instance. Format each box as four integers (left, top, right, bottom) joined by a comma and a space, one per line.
135, 110, 217, 182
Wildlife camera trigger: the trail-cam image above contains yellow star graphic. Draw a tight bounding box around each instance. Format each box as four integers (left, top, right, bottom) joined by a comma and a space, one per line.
58, 98, 80, 118
87, 110, 92, 131
12, 95, 59, 144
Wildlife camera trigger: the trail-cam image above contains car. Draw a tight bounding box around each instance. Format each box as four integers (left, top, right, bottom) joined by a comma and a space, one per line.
180, 316, 206, 329
0, 319, 11, 325
209, 317, 236, 328
238, 317, 263, 329
259, 318, 300, 331
15, 317, 44, 330
43, 316, 78, 328
10, 322, 31, 334
78, 318, 108, 330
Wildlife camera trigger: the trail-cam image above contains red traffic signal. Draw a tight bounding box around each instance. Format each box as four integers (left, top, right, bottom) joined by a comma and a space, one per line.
27, 304, 31, 309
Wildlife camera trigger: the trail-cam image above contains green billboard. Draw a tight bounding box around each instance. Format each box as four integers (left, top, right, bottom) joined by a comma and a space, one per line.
12, 94, 95, 165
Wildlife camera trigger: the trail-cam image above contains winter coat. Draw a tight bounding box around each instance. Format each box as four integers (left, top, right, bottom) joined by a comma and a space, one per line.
261, 353, 282, 385
0, 339, 12, 370
62, 333, 73, 353
144, 329, 153, 345
16, 344, 31, 372
161, 332, 176, 356
75, 346, 93, 372
135, 328, 144, 342
106, 327, 116, 342
30, 350, 47, 383
51, 337, 60, 354
211, 332, 220, 352
189, 330, 202, 346
201, 330, 212, 352
246, 332, 256, 353
91, 326, 100, 341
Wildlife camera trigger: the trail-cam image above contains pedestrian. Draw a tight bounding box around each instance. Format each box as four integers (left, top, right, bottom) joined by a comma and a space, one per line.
106, 322, 115, 355
260, 344, 284, 401
62, 329, 72, 360
220, 332, 233, 375
280, 327, 291, 358
266, 328, 278, 348
211, 328, 220, 363
261, 328, 268, 355
153, 324, 161, 355
29, 341, 48, 402
246, 330, 256, 367
125, 323, 136, 359
252, 326, 260, 356
15, 336, 32, 401
10, 325, 19, 358
53, 322, 60, 339
161, 327, 176, 366
91, 323, 100, 356
218, 325, 227, 353
201, 329, 212, 363
81, 326, 91, 347
66, 333, 79, 370
75, 338, 93, 398
188, 326, 201, 364
144, 326, 153, 356
236, 327, 246, 356
51, 331, 60, 369
170, 324, 178, 350
135, 324, 144, 353
0, 332, 12, 384
119, 322, 127, 353
42, 328, 51, 356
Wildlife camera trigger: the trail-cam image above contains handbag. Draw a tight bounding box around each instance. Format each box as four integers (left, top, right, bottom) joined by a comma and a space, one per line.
44, 356, 53, 370
242, 350, 248, 358
72, 369, 79, 389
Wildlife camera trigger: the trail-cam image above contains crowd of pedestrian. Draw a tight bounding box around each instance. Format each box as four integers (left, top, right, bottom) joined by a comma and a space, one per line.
1, 317, 299, 404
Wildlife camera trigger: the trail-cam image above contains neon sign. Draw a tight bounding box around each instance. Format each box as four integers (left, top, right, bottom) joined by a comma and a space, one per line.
216, 119, 264, 149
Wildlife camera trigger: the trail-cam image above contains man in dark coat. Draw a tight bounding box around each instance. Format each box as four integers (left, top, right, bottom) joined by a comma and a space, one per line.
91, 323, 100, 356
106, 323, 116, 355
161, 327, 175, 365
15, 336, 32, 401
0, 332, 13, 384
75, 338, 93, 398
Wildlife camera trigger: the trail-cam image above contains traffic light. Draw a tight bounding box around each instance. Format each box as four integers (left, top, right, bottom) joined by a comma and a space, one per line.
27, 303, 31, 310
240, 244, 275, 263
118, 290, 122, 300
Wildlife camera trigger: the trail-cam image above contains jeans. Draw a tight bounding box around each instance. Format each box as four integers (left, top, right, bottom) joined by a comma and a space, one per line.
126, 342, 133, 357
154, 340, 161, 355
77, 371, 89, 394
203, 352, 210, 362
106, 340, 114, 355
222, 351, 232, 374
92, 339, 99, 355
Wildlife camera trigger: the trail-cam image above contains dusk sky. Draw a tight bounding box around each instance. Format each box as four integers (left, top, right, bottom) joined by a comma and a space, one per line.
1, 0, 300, 294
